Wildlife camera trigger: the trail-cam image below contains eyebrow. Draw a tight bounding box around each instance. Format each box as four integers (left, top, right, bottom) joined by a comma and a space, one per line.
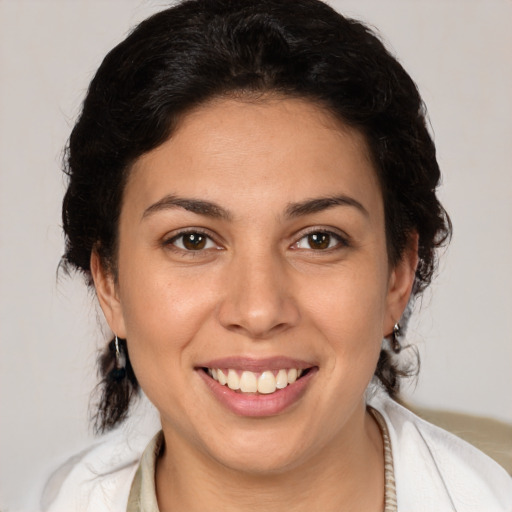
142, 195, 232, 221
285, 195, 369, 218
141, 193, 368, 221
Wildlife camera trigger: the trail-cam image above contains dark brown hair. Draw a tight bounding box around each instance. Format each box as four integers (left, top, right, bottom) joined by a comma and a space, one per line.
62, 0, 451, 432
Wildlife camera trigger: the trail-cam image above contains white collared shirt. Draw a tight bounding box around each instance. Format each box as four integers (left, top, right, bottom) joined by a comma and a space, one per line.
41, 391, 512, 512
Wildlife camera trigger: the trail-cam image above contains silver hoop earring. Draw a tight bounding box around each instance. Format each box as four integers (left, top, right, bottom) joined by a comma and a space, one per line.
391, 323, 402, 354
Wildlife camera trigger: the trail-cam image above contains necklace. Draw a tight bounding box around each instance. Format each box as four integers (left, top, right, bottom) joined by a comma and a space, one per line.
128, 409, 398, 512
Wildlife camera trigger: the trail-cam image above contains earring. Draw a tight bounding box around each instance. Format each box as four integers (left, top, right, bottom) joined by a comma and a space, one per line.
390, 323, 402, 354
112, 335, 127, 380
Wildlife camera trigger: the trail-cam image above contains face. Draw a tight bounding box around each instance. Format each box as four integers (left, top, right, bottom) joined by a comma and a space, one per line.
93, 97, 415, 474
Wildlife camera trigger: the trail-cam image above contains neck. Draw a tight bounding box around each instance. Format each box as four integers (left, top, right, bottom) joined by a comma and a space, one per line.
156, 406, 385, 512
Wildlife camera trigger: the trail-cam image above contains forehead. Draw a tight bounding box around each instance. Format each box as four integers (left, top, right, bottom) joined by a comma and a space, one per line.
126, 96, 381, 217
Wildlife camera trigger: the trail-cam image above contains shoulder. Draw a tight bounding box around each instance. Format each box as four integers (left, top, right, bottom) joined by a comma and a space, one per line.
41, 427, 155, 512
369, 391, 512, 511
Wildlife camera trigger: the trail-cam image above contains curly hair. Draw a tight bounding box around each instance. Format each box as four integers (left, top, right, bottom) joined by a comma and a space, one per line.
61, 0, 451, 432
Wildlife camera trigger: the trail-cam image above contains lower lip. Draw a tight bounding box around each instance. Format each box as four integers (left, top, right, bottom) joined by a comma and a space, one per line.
197, 368, 317, 417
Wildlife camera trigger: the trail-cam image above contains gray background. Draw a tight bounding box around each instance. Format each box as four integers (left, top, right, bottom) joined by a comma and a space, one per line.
1, 0, 511, 509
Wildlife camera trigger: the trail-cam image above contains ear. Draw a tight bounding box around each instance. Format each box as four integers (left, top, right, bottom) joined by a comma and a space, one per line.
90, 250, 127, 338
383, 233, 419, 336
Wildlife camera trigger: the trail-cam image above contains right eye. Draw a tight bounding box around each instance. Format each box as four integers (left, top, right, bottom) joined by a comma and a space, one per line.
167, 231, 218, 251
292, 230, 348, 251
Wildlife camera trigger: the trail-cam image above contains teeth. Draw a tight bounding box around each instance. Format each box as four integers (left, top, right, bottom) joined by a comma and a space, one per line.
218, 369, 227, 385
227, 369, 240, 390
240, 371, 258, 392
208, 367, 307, 394
257, 371, 276, 394
276, 369, 288, 389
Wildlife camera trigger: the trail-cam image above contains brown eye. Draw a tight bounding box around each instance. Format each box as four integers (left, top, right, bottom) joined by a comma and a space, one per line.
294, 231, 345, 251
307, 232, 331, 250
182, 233, 206, 250
171, 232, 216, 251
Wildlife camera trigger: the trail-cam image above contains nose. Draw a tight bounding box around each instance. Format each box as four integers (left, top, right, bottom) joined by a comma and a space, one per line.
217, 250, 300, 339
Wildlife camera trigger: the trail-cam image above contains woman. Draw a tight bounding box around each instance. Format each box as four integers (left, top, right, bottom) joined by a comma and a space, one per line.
43, 0, 512, 510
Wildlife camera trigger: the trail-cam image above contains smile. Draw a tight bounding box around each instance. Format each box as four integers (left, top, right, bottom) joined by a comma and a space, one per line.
205, 368, 307, 395
197, 358, 317, 417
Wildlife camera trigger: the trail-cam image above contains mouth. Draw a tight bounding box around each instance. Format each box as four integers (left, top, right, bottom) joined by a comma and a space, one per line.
201, 367, 312, 395
196, 358, 317, 417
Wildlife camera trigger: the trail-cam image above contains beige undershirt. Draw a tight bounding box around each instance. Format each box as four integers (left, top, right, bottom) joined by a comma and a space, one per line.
127, 408, 397, 512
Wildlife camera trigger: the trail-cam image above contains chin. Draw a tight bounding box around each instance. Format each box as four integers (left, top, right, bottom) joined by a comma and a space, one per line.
215, 448, 306, 476
202, 424, 319, 476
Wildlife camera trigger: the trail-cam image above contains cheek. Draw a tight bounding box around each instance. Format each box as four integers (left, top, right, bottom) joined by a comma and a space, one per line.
116, 268, 220, 429
311, 265, 388, 324
304, 259, 389, 368
116, 259, 218, 378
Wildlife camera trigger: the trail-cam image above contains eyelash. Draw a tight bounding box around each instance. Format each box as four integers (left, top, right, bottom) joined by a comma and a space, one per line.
163, 228, 349, 255
292, 229, 349, 252
163, 229, 221, 255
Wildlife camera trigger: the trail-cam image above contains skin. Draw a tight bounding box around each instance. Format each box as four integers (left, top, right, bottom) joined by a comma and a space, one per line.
92, 97, 417, 511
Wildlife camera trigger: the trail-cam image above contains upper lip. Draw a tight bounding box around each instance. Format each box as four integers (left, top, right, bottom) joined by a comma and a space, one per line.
196, 356, 317, 372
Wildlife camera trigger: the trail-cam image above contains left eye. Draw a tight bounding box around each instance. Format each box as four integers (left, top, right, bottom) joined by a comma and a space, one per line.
170, 232, 217, 251
294, 231, 343, 250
